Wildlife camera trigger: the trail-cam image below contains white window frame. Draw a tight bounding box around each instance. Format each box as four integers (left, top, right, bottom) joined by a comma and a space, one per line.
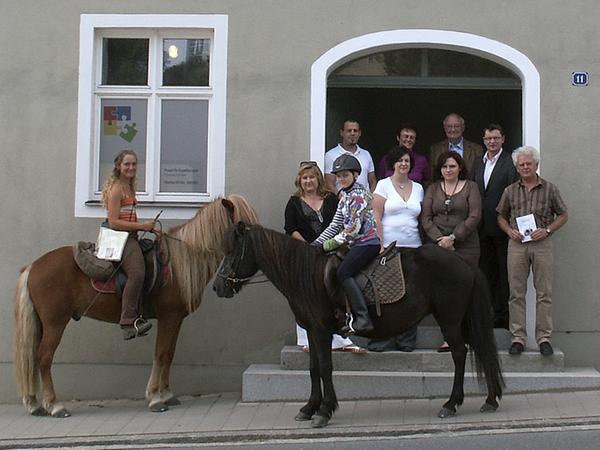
75, 14, 228, 219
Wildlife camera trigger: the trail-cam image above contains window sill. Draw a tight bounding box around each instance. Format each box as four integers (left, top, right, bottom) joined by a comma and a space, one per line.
80, 200, 207, 220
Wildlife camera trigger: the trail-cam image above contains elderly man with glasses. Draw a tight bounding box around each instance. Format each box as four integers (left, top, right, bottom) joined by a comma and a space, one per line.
430, 113, 483, 175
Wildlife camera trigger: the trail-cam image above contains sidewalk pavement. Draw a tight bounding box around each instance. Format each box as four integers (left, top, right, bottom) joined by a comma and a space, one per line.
3, 390, 600, 448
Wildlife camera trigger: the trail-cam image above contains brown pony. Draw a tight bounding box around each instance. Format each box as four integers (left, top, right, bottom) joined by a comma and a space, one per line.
14, 195, 258, 418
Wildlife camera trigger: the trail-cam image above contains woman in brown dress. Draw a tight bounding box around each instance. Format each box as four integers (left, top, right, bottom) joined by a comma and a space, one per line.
422, 150, 482, 351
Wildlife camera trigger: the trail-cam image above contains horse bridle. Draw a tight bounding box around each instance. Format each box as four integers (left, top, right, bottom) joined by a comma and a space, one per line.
217, 226, 267, 293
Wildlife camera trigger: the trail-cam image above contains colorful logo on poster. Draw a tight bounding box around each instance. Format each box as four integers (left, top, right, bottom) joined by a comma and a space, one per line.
103, 106, 138, 143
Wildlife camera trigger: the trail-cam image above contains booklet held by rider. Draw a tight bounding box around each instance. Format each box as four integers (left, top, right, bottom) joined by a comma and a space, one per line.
95, 227, 129, 261
516, 213, 537, 243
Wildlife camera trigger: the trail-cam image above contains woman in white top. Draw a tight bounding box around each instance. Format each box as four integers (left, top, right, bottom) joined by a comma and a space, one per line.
370, 146, 425, 352
373, 146, 424, 248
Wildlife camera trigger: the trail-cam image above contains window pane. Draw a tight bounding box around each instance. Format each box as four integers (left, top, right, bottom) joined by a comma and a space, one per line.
162, 39, 210, 86
329, 49, 520, 85
102, 38, 149, 85
98, 98, 147, 191
160, 100, 208, 193
427, 49, 518, 79
332, 50, 422, 77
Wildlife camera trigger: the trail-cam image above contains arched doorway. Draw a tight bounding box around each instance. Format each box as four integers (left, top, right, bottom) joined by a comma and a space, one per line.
310, 30, 540, 166
311, 30, 541, 347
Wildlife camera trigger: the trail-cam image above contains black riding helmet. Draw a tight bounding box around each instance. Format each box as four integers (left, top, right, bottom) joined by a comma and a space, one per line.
331, 154, 362, 175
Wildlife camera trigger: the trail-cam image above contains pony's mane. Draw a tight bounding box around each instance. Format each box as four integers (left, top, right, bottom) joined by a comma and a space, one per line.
168, 195, 258, 313
246, 225, 336, 329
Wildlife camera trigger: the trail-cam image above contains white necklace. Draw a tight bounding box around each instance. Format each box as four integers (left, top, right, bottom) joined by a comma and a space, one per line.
393, 177, 409, 190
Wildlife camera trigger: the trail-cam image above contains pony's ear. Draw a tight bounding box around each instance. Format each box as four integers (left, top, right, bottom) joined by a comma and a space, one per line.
221, 198, 235, 220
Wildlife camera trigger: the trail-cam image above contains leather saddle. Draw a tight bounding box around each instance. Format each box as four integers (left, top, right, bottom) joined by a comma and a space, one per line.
75, 239, 169, 320
324, 242, 406, 317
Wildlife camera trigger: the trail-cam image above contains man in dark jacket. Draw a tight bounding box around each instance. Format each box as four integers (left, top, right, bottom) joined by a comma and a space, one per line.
430, 113, 483, 174
471, 124, 518, 329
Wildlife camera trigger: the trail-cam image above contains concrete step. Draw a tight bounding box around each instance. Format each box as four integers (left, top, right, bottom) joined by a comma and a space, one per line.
281, 345, 565, 372
406, 325, 511, 350
242, 364, 600, 402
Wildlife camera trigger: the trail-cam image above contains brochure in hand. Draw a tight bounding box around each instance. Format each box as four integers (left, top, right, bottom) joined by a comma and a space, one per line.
516, 213, 537, 243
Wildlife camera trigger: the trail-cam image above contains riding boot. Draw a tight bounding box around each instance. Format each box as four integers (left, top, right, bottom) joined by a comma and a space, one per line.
341, 278, 374, 333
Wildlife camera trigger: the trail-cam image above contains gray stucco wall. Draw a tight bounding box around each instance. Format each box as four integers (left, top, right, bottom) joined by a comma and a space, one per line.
1, 0, 598, 403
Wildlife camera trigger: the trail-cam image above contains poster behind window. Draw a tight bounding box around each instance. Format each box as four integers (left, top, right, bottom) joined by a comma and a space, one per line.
98, 98, 148, 191
160, 99, 208, 193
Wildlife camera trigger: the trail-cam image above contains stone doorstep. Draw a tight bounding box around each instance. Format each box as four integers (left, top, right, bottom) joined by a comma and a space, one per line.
415, 326, 511, 349
281, 346, 565, 373
241, 364, 600, 402
315, 326, 511, 352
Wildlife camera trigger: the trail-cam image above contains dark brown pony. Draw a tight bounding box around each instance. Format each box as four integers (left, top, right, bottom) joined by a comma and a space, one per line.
213, 223, 504, 428
14, 195, 258, 417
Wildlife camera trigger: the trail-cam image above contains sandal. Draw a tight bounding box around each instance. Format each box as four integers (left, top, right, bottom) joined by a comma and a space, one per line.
342, 345, 367, 354
437, 342, 451, 353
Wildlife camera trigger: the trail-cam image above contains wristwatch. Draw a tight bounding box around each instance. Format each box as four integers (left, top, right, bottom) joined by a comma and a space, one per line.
448, 234, 456, 241
545, 228, 552, 235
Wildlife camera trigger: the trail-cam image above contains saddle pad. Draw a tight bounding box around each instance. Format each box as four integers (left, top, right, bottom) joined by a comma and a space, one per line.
359, 247, 406, 307
91, 263, 170, 294
91, 277, 117, 293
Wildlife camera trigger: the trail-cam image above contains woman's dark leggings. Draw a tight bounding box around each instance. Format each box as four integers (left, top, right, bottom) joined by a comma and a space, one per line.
119, 236, 145, 326
337, 244, 380, 281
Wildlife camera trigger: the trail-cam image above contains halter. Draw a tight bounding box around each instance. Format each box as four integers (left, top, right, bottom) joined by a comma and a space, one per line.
216, 226, 267, 293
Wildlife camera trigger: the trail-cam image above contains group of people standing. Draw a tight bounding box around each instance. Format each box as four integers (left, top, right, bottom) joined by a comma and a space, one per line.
285, 113, 568, 357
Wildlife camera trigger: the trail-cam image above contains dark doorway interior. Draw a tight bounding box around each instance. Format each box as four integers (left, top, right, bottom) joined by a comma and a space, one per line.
326, 87, 522, 175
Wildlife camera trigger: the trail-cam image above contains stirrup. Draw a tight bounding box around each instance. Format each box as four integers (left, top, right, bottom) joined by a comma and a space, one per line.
338, 313, 355, 338
133, 317, 151, 336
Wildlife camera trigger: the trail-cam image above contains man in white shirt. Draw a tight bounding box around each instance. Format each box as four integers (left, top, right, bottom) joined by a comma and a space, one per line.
471, 124, 518, 329
324, 120, 376, 193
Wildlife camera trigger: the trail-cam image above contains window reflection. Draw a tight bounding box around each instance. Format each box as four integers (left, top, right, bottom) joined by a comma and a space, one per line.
163, 39, 210, 86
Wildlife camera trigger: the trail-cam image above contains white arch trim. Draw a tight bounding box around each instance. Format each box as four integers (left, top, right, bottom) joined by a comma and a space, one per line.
310, 29, 540, 164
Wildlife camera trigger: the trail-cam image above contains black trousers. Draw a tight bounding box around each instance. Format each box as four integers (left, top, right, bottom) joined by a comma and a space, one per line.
479, 234, 510, 322
337, 244, 380, 281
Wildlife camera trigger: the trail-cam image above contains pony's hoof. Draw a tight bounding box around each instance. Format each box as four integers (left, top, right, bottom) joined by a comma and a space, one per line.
480, 402, 498, 413
311, 415, 329, 428
438, 407, 456, 418
51, 409, 71, 418
165, 397, 181, 406
294, 411, 312, 421
149, 402, 169, 413
31, 406, 48, 417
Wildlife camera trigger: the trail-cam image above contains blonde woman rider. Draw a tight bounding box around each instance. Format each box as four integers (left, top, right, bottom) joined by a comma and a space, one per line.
101, 150, 155, 340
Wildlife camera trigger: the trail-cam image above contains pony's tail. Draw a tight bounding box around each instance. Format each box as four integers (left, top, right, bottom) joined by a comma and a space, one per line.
14, 266, 41, 399
467, 269, 504, 401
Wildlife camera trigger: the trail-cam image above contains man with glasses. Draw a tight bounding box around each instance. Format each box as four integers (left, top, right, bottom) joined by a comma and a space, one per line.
430, 113, 483, 175
325, 119, 377, 193
471, 124, 518, 329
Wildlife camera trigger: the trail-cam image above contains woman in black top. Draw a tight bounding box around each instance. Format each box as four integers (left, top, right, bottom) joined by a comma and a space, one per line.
284, 161, 365, 353
284, 162, 338, 242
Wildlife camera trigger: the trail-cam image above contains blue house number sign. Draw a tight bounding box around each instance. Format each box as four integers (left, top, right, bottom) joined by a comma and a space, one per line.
572, 72, 589, 86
